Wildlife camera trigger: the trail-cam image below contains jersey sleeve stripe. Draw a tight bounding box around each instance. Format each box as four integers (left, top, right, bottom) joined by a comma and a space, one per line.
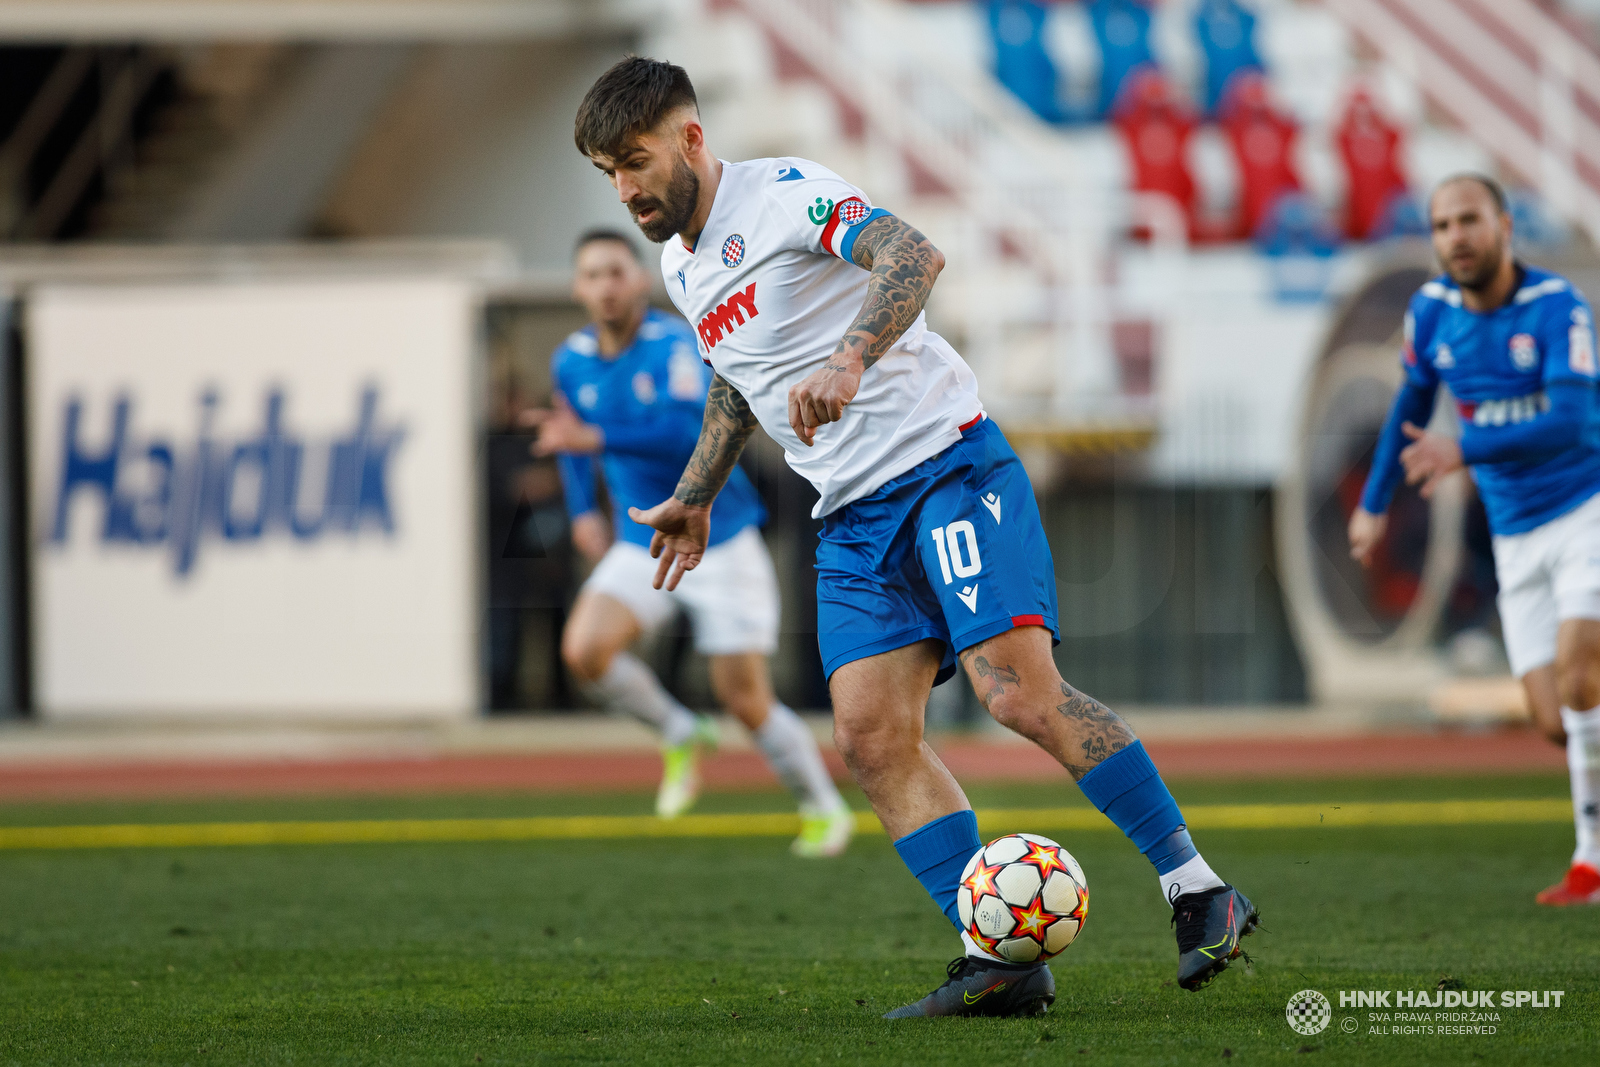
838, 207, 891, 263
821, 197, 892, 261
819, 202, 848, 257
1513, 277, 1569, 303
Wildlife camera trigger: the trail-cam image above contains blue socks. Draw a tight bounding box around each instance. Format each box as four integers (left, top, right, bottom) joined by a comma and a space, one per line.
1077, 740, 1196, 875
892, 743, 1218, 922
893, 809, 982, 928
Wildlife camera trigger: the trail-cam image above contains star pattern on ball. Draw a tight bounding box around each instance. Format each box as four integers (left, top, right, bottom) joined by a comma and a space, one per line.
1009, 897, 1057, 942
1021, 841, 1070, 880
964, 922, 1001, 954
964, 857, 1003, 901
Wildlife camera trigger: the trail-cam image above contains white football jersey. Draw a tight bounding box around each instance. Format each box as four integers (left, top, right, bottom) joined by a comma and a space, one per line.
660, 157, 983, 517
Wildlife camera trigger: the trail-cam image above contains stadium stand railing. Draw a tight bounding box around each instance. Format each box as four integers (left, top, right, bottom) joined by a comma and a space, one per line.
1323, 0, 1600, 240
709, 0, 1177, 432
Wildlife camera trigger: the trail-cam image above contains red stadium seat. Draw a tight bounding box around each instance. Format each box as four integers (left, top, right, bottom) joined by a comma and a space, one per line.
1219, 71, 1302, 239
1336, 88, 1410, 241
1113, 69, 1199, 239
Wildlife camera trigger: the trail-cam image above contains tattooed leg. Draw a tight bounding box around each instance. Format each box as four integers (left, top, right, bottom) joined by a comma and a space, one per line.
957, 627, 1231, 910
967, 655, 1020, 711
958, 629, 1138, 781
1055, 682, 1136, 779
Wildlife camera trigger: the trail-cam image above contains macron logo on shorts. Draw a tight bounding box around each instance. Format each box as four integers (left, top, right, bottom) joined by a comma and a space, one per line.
981, 493, 1001, 522
957, 584, 979, 612
698, 283, 758, 350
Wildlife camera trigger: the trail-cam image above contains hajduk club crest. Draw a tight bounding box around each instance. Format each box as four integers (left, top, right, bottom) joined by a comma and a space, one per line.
721, 234, 745, 268
839, 199, 872, 227
1510, 333, 1538, 371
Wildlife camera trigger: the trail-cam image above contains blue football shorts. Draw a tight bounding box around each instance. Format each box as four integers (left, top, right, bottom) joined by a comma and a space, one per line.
816, 416, 1061, 685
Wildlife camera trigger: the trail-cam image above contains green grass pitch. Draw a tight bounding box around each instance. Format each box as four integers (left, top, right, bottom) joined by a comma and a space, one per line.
0, 774, 1592, 1066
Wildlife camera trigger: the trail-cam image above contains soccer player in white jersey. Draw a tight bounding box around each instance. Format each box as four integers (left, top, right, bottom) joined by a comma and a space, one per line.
1351, 174, 1600, 906
574, 57, 1257, 1016
527, 230, 854, 856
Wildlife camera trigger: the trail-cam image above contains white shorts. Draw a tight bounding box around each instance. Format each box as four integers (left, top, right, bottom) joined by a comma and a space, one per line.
1492, 491, 1600, 677
581, 525, 780, 656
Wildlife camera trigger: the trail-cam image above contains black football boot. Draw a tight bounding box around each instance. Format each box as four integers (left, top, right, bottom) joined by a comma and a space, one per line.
1172, 884, 1258, 990
882, 955, 1056, 1018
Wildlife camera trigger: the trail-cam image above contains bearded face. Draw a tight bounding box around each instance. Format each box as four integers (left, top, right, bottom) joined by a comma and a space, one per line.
628, 156, 700, 244
1439, 221, 1507, 290
1430, 181, 1511, 293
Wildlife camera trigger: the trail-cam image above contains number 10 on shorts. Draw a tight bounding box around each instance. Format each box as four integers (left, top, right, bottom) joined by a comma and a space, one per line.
931, 521, 982, 585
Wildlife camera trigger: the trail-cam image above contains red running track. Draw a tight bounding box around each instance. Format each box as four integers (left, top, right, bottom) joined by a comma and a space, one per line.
0, 730, 1566, 802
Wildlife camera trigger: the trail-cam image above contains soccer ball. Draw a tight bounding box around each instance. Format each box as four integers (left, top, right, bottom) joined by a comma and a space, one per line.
958, 833, 1088, 963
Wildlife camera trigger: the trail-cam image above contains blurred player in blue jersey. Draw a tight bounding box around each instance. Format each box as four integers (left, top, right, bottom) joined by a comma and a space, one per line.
1351, 175, 1600, 906
524, 230, 853, 856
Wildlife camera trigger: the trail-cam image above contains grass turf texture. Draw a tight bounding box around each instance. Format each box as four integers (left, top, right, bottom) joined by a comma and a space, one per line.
0, 774, 1591, 1066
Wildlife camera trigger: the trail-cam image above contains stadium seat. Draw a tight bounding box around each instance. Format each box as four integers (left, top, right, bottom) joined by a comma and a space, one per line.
1192, 0, 1265, 119
1112, 69, 1199, 239
1254, 193, 1340, 302
1335, 88, 1409, 241
1218, 71, 1302, 239
1087, 0, 1157, 120
984, 0, 1066, 123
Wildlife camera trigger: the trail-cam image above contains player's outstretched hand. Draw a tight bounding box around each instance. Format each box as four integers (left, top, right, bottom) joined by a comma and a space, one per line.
788, 361, 861, 446
627, 498, 711, 591
1398, 421, 1464, 499
521, 395, 604, 457
1347, 506, 1388, 568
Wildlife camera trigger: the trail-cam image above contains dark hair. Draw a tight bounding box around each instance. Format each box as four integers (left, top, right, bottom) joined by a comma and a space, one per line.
573, 228, 641, 262
1434, 172, 1508, 214
574, 56, 698, 158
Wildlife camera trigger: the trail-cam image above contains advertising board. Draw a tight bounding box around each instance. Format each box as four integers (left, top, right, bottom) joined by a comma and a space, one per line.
27, 278, 478, 718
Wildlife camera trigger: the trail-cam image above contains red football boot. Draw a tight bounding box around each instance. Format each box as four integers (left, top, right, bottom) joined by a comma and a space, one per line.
1535, 863, 1600, 906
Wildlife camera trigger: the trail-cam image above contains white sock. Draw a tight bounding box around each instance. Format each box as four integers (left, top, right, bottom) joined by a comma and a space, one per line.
1561, 706, 1600, 870
754, 703, 845, 812
1159, 853, 1226, 906
961, 930, 1007, 962
585, 652, 699, 747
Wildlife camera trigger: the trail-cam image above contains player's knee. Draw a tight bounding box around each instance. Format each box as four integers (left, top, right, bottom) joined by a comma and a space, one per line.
561, 634, 611, 684
982, 687, 1052, 742
709, 672, 765, 721
719, 690, 767, 726
1555, 655, 1600, 712
832, 717, 911, 777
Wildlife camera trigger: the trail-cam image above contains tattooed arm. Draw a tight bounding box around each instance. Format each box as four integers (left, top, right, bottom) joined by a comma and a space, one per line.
787, 215, 945, 445
675, 373, 761, 506
626, 373, 760, 591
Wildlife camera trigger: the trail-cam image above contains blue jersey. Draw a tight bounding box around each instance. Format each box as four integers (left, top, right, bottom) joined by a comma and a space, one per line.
1361, 266, 1600, 535
551, 309, 765, 549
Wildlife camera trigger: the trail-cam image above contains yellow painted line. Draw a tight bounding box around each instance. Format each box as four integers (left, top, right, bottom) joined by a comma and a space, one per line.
979, 798, 1570, 833
0, 813, 807, 850
1185, 798, 1570, 830
0, 799, 1569, 851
